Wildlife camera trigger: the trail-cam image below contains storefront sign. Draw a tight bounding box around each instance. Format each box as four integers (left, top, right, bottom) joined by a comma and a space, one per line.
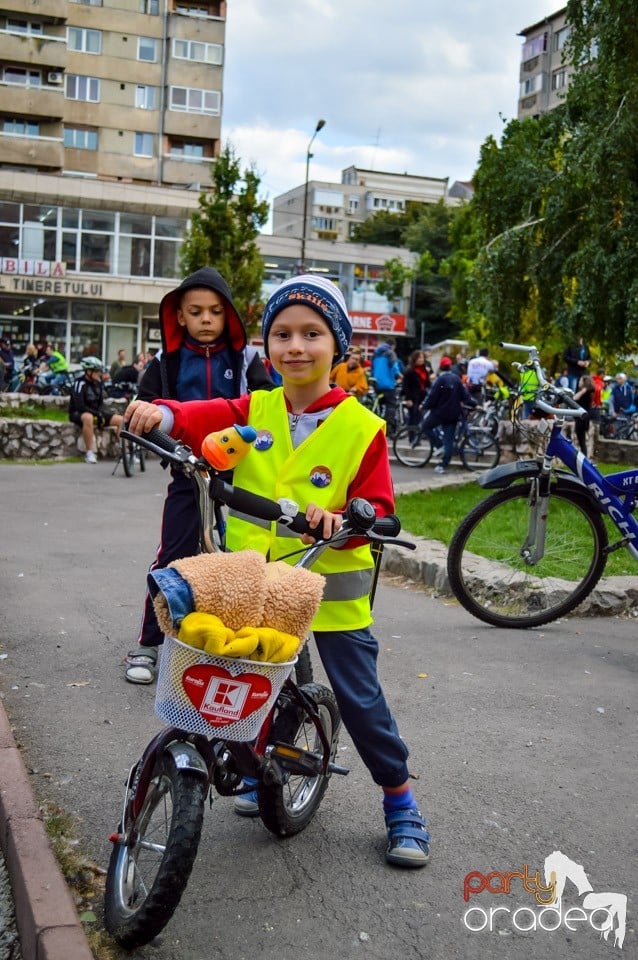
1, 276, 103, 297
349, 311, 407, 335
1, 258, 67, 277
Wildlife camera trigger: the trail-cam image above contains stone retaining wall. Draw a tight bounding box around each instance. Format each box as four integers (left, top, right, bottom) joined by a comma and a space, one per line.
0, 392, 125, 460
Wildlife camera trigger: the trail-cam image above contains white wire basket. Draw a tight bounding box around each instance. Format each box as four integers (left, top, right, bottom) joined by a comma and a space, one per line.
155, 633, 296, 741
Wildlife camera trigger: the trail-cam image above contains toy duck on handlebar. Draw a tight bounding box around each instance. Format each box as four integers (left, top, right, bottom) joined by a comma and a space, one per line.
200, 424, 257, 472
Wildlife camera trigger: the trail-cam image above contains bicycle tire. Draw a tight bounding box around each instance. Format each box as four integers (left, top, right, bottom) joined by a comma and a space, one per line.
258, 683, 340, 837
104, 752, 207, 949
121, 438, 135, 477
460, 434, 500, 471
294, 640, 314, 684
393, 425, 433, 467
447, 484, 608, 628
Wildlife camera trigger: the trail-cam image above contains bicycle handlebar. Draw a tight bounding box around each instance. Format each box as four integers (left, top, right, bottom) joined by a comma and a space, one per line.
121, 427, 412, 546
497, 345, 588, 420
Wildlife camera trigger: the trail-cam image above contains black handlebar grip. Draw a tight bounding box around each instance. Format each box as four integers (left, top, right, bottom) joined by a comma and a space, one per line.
372, 514, 402, 537
142, 427, 180, 453
223, 485, 314, 536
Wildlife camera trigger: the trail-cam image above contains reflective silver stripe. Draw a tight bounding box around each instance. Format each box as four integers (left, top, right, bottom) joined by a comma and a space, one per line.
228, 511, 303, 539
322, 569, 373, 601
228, 510, 270, 530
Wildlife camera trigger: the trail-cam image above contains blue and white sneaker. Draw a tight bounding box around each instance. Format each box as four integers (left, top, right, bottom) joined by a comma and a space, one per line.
233, 780, 259, 817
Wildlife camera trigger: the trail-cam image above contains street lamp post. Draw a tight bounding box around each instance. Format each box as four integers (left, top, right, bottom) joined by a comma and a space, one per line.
300, 118, 326, 272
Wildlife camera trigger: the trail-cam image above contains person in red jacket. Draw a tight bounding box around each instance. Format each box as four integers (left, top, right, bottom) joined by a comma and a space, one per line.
125, 274, 431, 870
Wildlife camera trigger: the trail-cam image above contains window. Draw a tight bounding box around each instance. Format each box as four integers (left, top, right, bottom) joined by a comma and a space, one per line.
553, 26, 570, 52
172, 38, 223, 64
175, 3, 220, 16
65, 75, 100, 102
139, 0, 159, 12
520, 74, 542, 97
552, 68, 568, 91
64, 127, 98, 150
169, 140, 205, 158
522, 33, 547, 61
138, 37, 158, 62
135, 84, 156, 109
70, 0, 102, 5
169, 86, 220, 115
134, 132, 153, 156
1, 67, 41, 86
3, 119, 39, 136
7, 19, 43, 35
67, 27, 102, 54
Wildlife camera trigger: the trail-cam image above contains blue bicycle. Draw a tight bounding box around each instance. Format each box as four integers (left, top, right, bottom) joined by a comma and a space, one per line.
447, 342, 638, 628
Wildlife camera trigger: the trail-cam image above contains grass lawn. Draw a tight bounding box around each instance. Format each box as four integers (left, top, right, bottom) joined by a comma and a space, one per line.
395, 463, 637, 577
0, 403, 69, 422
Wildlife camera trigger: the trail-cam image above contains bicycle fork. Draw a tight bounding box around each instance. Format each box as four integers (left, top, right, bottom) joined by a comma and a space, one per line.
520, 475, 551, 566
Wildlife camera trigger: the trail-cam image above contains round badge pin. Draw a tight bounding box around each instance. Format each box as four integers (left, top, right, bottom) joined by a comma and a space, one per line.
254, 430, 274, 451
310, 465, 332, 487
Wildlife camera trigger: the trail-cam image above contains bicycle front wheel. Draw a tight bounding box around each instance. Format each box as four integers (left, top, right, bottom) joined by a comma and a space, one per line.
121, 438, 136, 477
104, 752, 207, 949
460, 433, 500, 471
258, 683, 340, 837
393, 425, 433, 467
447, 484, 608, 628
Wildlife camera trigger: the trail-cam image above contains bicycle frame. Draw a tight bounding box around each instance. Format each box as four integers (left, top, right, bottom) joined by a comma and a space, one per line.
493, 341, 638, 565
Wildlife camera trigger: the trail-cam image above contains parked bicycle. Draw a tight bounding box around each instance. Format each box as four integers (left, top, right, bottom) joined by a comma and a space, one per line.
393, 407, 500, 470
110, 382, 147, 477
104, 426, 414, 949
447, 341, 638, 628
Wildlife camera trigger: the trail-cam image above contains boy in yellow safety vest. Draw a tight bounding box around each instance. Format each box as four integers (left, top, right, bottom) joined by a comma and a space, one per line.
125, 274, 430, 869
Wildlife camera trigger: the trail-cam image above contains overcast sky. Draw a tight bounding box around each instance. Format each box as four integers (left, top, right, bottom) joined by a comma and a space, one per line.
222, 0, 560, 226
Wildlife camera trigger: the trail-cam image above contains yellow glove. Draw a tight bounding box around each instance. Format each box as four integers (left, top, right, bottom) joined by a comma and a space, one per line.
178, 613, 259, 658
249, 627, 300, 663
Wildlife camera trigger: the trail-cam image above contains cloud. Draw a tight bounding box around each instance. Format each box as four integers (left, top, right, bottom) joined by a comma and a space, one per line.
223, 0, 558, 212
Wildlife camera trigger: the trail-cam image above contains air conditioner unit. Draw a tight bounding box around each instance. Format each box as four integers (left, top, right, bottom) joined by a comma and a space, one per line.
48, 72, 64, 85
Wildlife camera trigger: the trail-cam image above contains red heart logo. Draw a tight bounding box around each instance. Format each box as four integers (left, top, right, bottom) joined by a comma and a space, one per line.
181, 664, 272, 727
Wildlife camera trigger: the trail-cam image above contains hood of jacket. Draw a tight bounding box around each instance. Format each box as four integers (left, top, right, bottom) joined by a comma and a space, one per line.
158, 267, 247, 355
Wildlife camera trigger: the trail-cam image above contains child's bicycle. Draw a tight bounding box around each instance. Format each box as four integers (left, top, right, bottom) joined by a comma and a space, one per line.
104, 425, 415, 949
446, 341, 638, 628
393, 406, 500, 470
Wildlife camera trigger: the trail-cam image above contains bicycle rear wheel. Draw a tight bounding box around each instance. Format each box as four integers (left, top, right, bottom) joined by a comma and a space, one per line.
460, 433, 500, 471
104, 752, 207, 949
447, 484, 608, 628
393, 425, 433, 467
258, 683, 340, 837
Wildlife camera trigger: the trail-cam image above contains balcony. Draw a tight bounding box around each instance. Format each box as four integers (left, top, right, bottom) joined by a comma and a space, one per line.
162, 155, 213, 187
168, 12, 225, 43
0, 83, 64, 119
0, 0, 66, 18
0, 132, 63, 169
163, 110, 220, 140
0, 32, 67, 70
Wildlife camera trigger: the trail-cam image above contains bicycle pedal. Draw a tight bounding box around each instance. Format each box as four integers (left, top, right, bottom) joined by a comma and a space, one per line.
268, 743, 323, 776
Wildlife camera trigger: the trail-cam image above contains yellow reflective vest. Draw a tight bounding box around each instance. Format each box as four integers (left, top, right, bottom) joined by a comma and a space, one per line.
226, 388, 385, 631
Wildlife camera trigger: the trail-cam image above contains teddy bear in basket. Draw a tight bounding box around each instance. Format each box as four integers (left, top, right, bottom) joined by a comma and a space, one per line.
148, 550, 325, 663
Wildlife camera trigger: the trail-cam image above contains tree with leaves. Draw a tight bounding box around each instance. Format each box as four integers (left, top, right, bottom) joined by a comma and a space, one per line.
180, 144, 269, 332
453, 0, 638, 356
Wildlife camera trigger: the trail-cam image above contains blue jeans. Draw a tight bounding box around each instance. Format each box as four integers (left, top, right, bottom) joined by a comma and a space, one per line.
424, 417, 456, 468
313, 627, 410, 787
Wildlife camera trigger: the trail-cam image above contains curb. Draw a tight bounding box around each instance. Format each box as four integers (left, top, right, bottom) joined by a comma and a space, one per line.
0, 702, 94, 960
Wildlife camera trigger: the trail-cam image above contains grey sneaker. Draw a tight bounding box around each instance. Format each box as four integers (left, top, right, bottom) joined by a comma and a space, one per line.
433, 464, 446, 474
125, 647, 158, 684
85, 450, 97, 464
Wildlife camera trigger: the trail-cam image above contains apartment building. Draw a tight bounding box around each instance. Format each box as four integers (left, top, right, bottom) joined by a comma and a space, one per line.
517, 6, 573, 118
272, 165, 456, 245
0, 4, 417, 364
0, 0, 226, 363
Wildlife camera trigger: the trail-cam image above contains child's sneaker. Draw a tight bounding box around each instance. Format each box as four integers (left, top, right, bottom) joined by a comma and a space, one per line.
85, 450, 97, 464
233, 779, 259, 817
385, 807, 431, 868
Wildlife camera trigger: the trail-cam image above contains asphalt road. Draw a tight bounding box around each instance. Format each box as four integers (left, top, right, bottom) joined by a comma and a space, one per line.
0, 458, 636, 959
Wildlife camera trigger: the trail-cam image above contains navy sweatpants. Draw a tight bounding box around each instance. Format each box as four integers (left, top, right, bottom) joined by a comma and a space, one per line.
314, 627, 410, 787
138, 470, 200, 648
